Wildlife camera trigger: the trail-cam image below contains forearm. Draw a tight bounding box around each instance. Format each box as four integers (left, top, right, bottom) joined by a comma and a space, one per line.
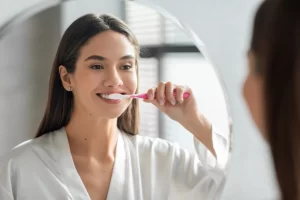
180, 112, 216, 158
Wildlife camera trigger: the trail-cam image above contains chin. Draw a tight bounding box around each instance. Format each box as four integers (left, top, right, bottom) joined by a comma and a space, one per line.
103, 109, 126, 119
92, 102, 130, 119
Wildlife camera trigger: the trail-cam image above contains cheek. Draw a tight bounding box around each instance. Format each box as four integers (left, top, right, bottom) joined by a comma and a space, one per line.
243, 74, 266, 135
74, 68, 98, 88
243, 75, 251, 106
72, 69, 102, 100
124, 71, 138, 92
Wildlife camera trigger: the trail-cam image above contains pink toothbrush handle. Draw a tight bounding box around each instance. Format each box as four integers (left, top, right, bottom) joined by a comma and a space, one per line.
133, 93, 148, 99
134, 92, 190, 99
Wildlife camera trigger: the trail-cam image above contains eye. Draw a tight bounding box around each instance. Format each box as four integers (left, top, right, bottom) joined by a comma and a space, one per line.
90, 65, 104, 70
121, 64, 132, 70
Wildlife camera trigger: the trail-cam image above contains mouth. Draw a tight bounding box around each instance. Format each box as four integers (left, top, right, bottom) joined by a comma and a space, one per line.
96, 92, 126, 100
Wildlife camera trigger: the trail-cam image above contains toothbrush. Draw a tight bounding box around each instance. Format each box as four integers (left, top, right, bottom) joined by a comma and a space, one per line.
103, 91, 190, 100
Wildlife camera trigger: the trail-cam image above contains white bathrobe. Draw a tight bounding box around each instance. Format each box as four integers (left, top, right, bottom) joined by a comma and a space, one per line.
0, 127, 229, 200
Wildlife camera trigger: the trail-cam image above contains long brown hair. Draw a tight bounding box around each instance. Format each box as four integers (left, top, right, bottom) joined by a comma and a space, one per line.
36, 14, 140, 137
250, 0, 300, 199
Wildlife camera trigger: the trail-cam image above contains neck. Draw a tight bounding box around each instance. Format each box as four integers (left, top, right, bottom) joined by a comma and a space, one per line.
65, 108, 119, 161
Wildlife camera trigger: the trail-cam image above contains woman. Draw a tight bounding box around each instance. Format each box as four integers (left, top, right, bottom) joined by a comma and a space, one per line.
244, 0, 300, 199
0, 14, 229, 199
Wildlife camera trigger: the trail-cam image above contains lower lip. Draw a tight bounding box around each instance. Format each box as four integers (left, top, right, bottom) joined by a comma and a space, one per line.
97, 95, 122, 104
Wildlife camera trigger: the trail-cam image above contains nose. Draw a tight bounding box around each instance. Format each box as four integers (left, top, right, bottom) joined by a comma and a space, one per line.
103, 67, 123, 88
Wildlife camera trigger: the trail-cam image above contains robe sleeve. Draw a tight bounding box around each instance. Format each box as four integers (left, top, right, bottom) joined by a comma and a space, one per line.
0, 155, 14, 200
194, 126, 230, 170
168, 126, 230, 200
0, 183, 14, 200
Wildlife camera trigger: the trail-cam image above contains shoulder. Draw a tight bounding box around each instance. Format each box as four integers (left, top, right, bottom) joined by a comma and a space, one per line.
0, 130, 58, 172
0, 138, 35, 188
0, 139, 33, 169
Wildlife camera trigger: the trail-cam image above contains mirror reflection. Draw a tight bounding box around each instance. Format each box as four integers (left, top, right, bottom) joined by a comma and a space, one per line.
0, 0, 231, 199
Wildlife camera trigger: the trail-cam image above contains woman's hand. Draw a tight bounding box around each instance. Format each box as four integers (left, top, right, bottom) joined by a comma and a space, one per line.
143, 82, 198, 124
143, 81, 216, 157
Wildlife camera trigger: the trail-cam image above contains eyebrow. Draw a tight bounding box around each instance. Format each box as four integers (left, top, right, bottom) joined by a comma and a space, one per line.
84, 55, 135, 61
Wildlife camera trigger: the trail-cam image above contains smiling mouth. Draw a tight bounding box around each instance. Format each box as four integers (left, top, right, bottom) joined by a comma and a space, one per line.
97, 93, 126, 99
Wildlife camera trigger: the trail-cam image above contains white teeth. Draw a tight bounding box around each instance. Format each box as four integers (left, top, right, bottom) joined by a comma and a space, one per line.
98, 93, 125, 100
100, 94, 109, 99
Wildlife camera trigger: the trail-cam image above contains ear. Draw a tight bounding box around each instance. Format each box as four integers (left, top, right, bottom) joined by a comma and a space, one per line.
59, 65, 72, 90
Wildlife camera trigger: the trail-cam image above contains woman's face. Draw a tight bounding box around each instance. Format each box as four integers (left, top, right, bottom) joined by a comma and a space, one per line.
61, 30, 138, 119
243, 50, 267, 139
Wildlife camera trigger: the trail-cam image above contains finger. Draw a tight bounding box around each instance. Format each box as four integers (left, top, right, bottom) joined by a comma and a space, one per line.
165, 82, 176, 105
175, 85, 185, 103
146, 87, 155, 100
156, 82, 165, 106
184, 85, 193, 98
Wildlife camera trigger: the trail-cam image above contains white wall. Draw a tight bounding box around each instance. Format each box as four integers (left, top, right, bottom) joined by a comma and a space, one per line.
0, 5, 62, 155
140, 0, 280, 199
0, 0, 45, 28
61, 0, 123, 32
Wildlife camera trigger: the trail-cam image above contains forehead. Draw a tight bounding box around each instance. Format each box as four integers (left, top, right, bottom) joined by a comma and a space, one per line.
79, 30, 136, 60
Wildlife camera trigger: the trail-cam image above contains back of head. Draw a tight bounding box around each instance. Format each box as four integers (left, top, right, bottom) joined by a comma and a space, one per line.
251, 0, 300, 199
